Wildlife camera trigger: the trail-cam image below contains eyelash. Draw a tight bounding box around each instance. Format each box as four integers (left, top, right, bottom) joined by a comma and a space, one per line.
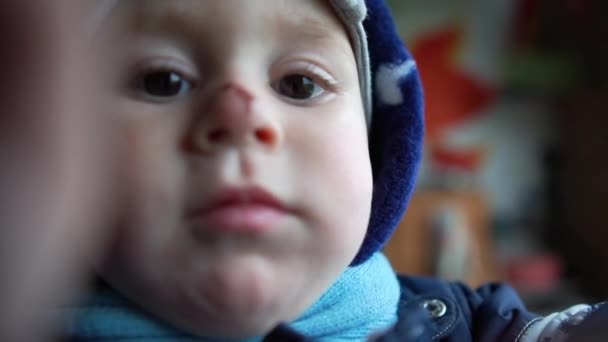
129, 61, 197, 102
294, 63, 339, 90
128, 60, 339, 103
271, 63, 340, 102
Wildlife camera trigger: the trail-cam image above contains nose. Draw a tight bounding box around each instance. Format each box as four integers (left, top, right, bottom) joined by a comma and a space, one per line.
188, 83, 281, 153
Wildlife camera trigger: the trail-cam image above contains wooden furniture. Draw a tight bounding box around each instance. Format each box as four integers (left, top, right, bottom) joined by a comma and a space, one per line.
384, 190, 502, 287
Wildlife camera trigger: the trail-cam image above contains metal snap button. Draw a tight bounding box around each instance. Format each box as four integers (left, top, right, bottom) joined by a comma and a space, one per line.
422, 299, 447, 318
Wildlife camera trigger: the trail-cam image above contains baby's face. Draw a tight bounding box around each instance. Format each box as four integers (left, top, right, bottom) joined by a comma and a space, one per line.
101, 0, 372, 337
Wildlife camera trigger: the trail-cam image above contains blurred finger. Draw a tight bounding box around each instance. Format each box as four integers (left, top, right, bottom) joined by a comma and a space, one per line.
0, 1, 121, 339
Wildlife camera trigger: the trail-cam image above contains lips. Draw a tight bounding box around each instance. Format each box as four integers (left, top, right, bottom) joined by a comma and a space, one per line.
190, 186, 288, 233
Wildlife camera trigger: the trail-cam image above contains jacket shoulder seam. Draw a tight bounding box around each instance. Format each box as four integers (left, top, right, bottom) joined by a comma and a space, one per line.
515, 316, 543, 342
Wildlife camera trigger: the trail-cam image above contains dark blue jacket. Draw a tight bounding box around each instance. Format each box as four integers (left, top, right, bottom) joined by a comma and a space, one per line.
266, 275, 607, 341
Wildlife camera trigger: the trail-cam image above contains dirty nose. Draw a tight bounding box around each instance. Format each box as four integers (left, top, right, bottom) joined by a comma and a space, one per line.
189, 83, 281, 153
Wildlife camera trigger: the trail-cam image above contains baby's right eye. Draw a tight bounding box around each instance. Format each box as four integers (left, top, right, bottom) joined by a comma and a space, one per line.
135, 70, 192, 99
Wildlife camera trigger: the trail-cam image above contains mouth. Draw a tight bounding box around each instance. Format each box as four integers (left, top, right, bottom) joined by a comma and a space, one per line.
190, 185, 289, 234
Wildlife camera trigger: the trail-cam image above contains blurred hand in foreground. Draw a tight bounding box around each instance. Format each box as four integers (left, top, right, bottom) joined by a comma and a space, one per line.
0, 1, 121, 339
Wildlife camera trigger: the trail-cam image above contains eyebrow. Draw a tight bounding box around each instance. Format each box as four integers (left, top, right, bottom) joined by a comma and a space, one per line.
276, 12, 338, 40
272, 8, 355, 61
120, 1, 355, 62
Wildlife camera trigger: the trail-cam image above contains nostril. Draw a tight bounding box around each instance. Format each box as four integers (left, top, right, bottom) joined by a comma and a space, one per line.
255, 127, 276, 145
208, 129, 228, 143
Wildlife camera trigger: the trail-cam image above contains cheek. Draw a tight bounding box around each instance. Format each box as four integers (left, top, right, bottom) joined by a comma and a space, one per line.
288, 113, 373, 265
109, 115, 187, 257
120, 111, 185, 200
325, 129, 372, 250
99, 116, 190, 296
123, 129, 177, 210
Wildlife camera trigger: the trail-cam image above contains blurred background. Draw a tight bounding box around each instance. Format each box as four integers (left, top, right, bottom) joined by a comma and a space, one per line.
382, 0, 608, 314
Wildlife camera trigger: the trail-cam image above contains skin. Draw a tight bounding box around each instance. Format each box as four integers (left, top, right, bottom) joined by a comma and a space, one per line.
100, 0, 373, 337
0, 1, 119, 339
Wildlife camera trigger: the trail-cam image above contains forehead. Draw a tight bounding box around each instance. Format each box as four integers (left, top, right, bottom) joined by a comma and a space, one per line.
117, 0, 351, 49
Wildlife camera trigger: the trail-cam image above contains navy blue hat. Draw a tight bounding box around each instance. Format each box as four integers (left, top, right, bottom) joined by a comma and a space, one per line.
330, 0, 425, 265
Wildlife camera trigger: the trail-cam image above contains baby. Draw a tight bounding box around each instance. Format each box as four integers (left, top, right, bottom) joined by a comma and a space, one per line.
64, 0, 606, 341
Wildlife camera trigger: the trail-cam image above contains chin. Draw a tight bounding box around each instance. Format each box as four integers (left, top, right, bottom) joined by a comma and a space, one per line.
168, 257, 298, 338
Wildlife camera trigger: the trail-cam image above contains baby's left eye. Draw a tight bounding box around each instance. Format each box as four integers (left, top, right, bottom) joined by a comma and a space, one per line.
136, 70, 192, 99
272, 75, 325, 100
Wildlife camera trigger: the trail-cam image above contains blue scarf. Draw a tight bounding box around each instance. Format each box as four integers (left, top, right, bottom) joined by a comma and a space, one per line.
63, 253, 400, 341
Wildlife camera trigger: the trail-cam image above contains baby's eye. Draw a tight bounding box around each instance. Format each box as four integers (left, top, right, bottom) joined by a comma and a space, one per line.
137, 70, 192, 98
273, 75, 324, 100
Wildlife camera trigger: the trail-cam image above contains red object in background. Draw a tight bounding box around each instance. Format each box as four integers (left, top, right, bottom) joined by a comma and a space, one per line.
432, 145, 485, 172
506, 253, 563, 293
411, 26, 498, 142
